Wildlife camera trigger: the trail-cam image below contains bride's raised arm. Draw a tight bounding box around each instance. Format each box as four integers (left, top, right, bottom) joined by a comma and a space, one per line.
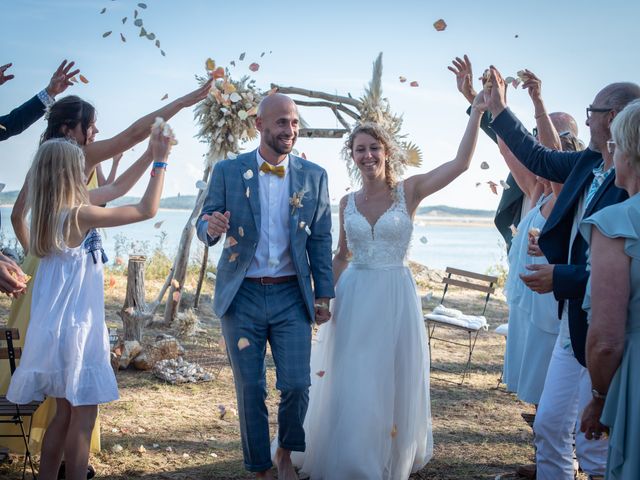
332, 195, 351, 285
404, 92, 486, 216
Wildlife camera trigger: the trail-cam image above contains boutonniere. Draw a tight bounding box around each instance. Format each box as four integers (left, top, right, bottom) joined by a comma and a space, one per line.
289, 190, 305, 215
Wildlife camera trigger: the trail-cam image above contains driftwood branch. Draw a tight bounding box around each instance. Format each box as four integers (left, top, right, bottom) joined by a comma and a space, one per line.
272, 84, 362, 109
299, 128, 349, 139
331, 109, 352, 131
293, 100, 360, 122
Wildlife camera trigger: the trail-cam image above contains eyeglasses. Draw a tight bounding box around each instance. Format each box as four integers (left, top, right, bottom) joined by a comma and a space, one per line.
586, 106, 612, 119
607, 140, 616, 154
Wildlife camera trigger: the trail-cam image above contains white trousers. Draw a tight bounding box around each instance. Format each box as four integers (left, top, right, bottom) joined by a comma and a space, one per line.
534, 335, 608, 479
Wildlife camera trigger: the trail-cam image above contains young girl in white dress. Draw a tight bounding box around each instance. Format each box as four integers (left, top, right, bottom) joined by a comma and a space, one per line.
289, 91, 487, 479
7, 122, 173, 480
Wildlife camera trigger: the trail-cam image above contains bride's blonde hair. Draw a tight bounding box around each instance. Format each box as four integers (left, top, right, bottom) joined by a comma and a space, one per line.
27, 139, 90, 257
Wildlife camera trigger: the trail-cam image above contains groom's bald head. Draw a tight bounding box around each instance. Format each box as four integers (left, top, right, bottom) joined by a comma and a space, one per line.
256, 93, 299, 161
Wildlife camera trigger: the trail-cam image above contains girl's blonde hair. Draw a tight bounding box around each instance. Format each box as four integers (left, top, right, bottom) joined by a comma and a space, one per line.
27, 139, 90, 257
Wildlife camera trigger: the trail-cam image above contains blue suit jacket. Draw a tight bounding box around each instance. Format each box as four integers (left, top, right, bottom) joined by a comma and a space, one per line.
491, 108, 629, 366
196, 149, 335, 320
0, 95, 45, 142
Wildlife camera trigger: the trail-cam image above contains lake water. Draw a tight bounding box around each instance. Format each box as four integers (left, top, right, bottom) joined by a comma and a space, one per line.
0, 207, 507, 274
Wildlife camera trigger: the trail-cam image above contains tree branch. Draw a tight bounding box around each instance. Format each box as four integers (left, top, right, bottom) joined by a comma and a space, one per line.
272, 84, 362, 109
293, 99, 360, 121
299, 128, 349, 139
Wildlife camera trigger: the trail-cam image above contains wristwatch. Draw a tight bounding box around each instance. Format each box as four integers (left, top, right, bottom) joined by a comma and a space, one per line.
591, 388, 607, 400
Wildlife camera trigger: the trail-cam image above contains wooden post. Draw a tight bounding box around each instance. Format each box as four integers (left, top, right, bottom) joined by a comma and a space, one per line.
163, 164, 213, 326
193, 246, 209, 309
119, 255, 154, 342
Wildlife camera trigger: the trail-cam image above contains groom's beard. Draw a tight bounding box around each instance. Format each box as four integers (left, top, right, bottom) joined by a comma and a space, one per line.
263, 129, 297, 155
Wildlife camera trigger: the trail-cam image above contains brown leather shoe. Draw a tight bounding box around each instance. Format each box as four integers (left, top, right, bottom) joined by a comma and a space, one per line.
515, 463, 536, 478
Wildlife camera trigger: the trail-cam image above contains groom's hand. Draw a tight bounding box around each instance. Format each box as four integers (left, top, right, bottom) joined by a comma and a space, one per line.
314, 298, 331, 325
202, 211, 230, 239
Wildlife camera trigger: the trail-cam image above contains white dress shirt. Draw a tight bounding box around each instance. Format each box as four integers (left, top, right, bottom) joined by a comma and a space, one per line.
246, 150, 296, 278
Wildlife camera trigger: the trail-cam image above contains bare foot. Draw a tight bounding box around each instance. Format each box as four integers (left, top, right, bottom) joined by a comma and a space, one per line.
275, 448, 298, 480
256, 469, 275, 479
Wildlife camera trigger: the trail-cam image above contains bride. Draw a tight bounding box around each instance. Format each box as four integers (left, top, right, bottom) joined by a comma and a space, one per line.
285, 92, 486, 479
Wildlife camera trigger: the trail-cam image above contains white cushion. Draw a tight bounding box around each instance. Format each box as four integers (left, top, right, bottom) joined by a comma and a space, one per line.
495, 323, 509, 336
425, 312, 488, 331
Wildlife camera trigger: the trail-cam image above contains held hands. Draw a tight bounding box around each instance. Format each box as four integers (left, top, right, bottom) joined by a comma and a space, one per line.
149, 123, 172, 163
0, 63, 15, 86
314, 298, 331, 325
527, 233, 544, 257
580, 398, 608, 441
202, 211, 230, 240
179, 77, 214, 108
521, 69, 543, 103
484, 67, 508, 118
519, 263, 554, 294
471, 90, 488, 114
447, 55, 477, 104
46, 60, 81, 98
0, 254, 28, 297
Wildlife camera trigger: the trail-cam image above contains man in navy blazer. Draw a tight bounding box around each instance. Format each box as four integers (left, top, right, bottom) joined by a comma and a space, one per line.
197, 93, 334, 479
0, 60, 79, 142
486, 67, 640, 480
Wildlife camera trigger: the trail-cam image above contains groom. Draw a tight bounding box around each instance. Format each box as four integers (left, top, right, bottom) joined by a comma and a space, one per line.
196, 93, 334, 479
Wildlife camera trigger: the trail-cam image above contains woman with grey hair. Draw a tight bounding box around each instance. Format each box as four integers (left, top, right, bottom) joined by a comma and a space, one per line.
579, 98, 640, 479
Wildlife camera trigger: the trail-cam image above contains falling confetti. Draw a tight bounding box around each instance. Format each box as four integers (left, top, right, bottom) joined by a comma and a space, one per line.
103, 31, 112, 38
516, 70, 529, 82
79, 74, 89, 84
138, 445, 146, 454
245, 187, 250, 198
514, 34, 519, 38
316, 370, 326, 377
433, 19, 447, 31
229, 252, 239, 262
500, 180, 510, 190
410, 81, 419, 87
122, 17, 127, 24
161, 50, 166, 57
100, 7, 106, 14
299, 221, 306, 229
120, 33, 127, 42
238, 226, 244, 237
205, 58, 215, 71
154, 220, 164, 229
134, 18, 143, 27
268, 257, 280, 268
70, 76, 78, 83
195, 179, 207, 190
249, 62, 260, 72
239, 52, 246, 61
480, 161, 489, 170
212, 67, 225, 79
237, 338, 250, 350
109, 276, 116, 288
487, 181, 498, 195
161, 93, 168, 100
475, 182, 481, 187
304, 225, 312, 236
420, 236, 428, 244
0, 124, 6, 131
138, 2, 147, 8
399, 76, 407, 83
224, 236, 238, 249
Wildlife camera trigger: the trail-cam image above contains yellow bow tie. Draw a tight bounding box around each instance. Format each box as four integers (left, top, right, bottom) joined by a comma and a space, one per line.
259, 162, 285, 178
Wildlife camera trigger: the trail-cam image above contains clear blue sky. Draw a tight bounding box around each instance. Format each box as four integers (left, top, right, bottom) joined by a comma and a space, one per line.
1, 0, 638, 210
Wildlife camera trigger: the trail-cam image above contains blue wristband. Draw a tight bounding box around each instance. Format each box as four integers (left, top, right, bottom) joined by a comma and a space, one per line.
153, 161, 168, 169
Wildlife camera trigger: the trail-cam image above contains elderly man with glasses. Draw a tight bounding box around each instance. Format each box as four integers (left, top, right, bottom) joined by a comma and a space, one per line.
484, 69, 640, 480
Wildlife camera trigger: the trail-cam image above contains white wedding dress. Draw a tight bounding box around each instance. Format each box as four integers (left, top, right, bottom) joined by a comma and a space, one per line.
290, 182, 433, 479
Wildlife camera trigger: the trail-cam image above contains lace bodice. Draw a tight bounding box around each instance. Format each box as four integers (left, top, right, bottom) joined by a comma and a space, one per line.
345, 182, 413, 267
